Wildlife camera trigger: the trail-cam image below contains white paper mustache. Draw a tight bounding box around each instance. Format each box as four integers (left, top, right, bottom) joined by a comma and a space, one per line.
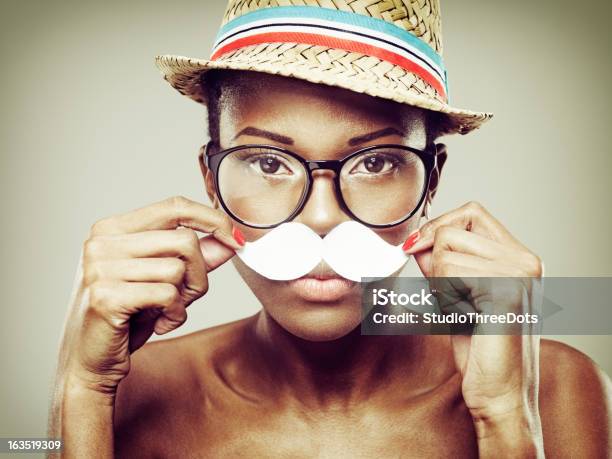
236, 221, 409, 282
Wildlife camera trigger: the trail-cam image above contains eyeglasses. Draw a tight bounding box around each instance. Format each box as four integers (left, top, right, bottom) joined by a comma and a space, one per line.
201, 142, 437, 229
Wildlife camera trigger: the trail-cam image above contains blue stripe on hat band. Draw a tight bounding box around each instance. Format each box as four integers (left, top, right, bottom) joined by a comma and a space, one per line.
216, 6, 445, 72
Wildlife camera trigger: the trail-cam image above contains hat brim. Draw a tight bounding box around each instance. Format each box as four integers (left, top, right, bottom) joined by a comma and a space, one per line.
155, 50, 492, 136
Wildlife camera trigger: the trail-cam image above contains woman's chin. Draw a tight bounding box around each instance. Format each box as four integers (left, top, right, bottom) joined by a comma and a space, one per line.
267, 303, 364, 342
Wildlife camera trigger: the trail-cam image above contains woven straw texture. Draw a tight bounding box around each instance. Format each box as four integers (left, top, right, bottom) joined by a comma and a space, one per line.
155, 0, 492, 135
223, 0, 443, 53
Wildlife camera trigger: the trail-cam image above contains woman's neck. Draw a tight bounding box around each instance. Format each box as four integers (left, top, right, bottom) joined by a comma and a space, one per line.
244, 310, 456, 409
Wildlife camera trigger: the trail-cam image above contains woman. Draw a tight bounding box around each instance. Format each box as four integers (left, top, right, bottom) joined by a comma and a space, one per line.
50, 1, 610, 457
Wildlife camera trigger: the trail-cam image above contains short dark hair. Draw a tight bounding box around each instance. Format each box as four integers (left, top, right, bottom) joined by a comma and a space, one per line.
203, 71, 224, 148
201, 70, 446, 147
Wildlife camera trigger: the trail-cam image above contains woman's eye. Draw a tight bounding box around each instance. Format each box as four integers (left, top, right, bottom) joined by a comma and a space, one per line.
251, 155, 291, 175
353, 155, 397, 174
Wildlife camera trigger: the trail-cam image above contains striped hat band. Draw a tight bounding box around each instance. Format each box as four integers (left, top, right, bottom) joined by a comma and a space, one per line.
210, 6, 449, 103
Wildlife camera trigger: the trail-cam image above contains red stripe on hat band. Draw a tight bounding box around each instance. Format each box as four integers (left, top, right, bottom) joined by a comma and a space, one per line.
210, 31, 447, 101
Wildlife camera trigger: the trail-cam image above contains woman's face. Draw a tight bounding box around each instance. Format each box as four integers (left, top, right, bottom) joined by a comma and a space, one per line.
211, 74, 429, 342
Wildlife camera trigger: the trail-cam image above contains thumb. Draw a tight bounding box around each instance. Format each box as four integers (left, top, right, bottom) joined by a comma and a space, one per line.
413, 249, 433, 278
200, 235, 236, 271
450, 334, 471, 377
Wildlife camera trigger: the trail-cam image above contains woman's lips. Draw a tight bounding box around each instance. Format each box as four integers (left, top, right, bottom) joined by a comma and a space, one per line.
287, 274, 357, 302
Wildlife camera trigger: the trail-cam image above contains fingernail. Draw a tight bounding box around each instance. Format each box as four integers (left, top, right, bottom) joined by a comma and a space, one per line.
402, 230, 420, 251
232, 226, 246, 246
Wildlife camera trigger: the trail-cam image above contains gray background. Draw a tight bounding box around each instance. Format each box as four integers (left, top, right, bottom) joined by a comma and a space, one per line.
1, 0, 611, 445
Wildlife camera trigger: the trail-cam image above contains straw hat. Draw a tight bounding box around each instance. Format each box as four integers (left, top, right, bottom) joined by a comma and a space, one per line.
155, 0, 492, 135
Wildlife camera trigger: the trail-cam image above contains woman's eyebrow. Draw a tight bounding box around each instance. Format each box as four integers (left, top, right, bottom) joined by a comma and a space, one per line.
233, 126, 405, 147
233, 127, 294, 145
348, 127, 406, 146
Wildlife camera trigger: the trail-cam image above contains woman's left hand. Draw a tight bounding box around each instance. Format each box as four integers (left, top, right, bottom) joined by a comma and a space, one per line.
405, 201, 545, 457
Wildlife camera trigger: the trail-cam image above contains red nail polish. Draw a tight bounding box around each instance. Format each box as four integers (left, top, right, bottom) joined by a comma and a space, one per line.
402, 230, 420, 251
232, 226, 246, 246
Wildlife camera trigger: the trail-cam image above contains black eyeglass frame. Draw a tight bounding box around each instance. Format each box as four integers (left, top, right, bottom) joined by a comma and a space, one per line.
200, 141, 438, 229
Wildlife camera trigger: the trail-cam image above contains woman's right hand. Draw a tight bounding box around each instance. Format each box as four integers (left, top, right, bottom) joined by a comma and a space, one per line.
57, 196, 242, 396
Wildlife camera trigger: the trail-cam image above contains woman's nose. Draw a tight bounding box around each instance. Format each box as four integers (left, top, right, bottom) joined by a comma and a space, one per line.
294, 170, 350, 236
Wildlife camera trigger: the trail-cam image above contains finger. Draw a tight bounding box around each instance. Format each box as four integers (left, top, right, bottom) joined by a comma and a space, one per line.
429, 237, 515, 279
413, 249, 434, 278
406, 201, 521, 253
409, 225, 543, 278
407, 224, 498, 256
90, 196, 242, 250
88, 281, 186, 335
86, 229, 208, 300
84, 258, 186, 285
430, 250, 528, 277
429, 258, 490, 278
411, 226, 532, 266
406, 226, 497, 277
199, 235, 236, 271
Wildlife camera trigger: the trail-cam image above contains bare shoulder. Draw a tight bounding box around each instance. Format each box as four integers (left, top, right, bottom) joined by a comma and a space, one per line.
539, 339, 611, 457
113, 316, 255, 454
